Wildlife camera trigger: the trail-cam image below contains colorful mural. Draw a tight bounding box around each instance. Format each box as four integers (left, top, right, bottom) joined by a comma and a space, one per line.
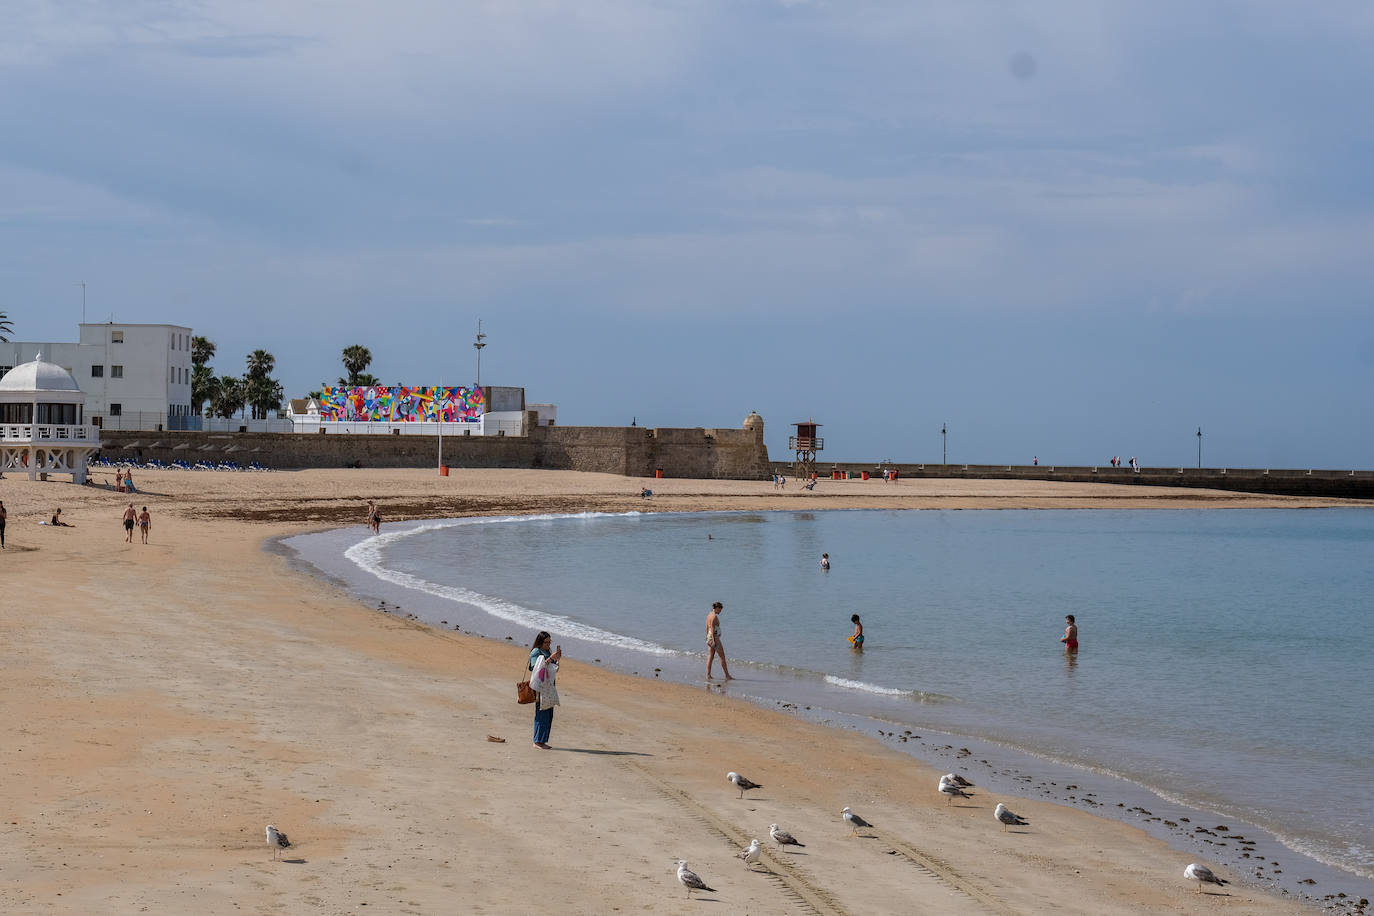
317, 386, 485, 423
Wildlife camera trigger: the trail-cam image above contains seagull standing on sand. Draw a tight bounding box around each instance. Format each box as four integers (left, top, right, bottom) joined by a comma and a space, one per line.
1184, 863, 1228, 893
943, 773, 974, 787
676, 860, 716, 897
769, 823, 806, 849
737, 838, 763, 869
727, 771, 762, 798
841, 806, 875, 836
266, 824, 291, 860
938, 776, 972, 804
994, 803, 1029, 832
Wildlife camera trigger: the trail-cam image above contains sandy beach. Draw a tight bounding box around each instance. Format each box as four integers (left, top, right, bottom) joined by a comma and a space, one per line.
0, 468, 1358, 914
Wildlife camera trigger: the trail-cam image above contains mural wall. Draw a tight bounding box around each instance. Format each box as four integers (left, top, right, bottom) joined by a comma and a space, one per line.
318, 386, 485, 423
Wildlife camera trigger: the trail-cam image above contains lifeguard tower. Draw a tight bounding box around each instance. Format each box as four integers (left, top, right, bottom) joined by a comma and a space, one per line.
789, 419, 823, 480
0, 354, 101, 484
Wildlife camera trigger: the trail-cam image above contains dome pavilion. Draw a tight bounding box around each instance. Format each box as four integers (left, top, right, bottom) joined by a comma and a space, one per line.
0, 354, 101, 483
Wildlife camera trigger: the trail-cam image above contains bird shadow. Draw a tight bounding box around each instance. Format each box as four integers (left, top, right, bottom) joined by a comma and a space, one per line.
551, 747, 653, 756
737, 795, 772, 802
282, 858, 308, 865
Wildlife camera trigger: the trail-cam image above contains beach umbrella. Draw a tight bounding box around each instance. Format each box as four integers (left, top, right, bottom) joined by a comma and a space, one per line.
223, 444, 243, 453
172, 443, 191, 451
198, 443, 219, 452
148, 440, 170, 449
122, 440, 143, 449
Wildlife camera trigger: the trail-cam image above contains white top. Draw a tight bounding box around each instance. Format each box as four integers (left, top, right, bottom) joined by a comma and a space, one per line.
0, 356, 84, 394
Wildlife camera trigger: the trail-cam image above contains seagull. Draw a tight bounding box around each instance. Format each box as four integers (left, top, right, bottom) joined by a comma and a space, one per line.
938, 777, 972, 804
769, 823, 806, 848
994, 803, 1029, 831
266, 824, 291, 859
727, 771, 762, 798
842, 806, 875, 836
943, 773, 975, 787
737, 838, 763, 869
676, 860, 716, 897
1184, 863, 1228, 893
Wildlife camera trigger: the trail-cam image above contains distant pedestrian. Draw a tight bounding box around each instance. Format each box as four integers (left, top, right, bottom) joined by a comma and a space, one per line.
1033, 456, 1038, 466
0, 499, 7, 548
1129, 456, 1138, 472
365, 500, 380, 534
706, 601, 733, 680
123, 503, 137, 542
138, 506, 152, 544
849, 614, 864, 649
1061, 614, 1079, 652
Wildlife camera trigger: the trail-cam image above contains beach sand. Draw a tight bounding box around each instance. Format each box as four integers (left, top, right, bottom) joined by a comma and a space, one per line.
0, 468, 1354, 914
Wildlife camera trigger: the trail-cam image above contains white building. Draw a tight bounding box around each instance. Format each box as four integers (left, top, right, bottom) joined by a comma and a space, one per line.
0, 355, 101, 483
0, 323, 194, 431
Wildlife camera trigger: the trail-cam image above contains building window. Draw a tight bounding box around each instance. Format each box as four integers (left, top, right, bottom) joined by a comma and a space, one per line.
110, 403, 122, 416
0, 365, 11, 376
111, 331, 124, 343
92, 365, 104, 377
111, 365, 124, 378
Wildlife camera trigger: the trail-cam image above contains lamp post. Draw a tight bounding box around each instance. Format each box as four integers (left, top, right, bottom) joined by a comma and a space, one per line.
473, 320, 487, 388
1197, 426, 1202, 469
941, 423, 947, 465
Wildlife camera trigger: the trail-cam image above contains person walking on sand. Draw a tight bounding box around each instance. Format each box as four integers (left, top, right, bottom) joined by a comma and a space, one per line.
365, 500, 380, 535
849, 614, 864, 649
0, 499, 7, 549
138, 506, 152, 544
528, 631, 563, 749
1061, 614, 1079, 652
122, 503, 137, 542
706, 601, 733, 680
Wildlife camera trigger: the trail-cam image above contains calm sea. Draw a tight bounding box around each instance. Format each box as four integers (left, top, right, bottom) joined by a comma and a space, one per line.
283, 507, 1374, 900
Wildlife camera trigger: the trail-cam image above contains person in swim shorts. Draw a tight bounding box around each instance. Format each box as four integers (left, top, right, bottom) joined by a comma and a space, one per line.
849, 614, 864, 648
705, 601, 732, 680
1061, 614, 1079, 652
122, 503, 136, 542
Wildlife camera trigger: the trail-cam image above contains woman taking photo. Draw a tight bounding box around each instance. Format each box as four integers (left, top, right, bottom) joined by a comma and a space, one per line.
528, 631, 562, 749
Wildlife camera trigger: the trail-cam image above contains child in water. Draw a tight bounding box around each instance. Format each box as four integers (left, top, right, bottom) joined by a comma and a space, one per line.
848, 614, 864, 648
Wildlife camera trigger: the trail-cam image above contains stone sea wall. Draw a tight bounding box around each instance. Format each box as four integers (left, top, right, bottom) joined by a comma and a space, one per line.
97, 412, 773, 480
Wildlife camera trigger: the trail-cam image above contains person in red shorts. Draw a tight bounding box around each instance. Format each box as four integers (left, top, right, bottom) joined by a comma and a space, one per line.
1061, 614, 1079, 652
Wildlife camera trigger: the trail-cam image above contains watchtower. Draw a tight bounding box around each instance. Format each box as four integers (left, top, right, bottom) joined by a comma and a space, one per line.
789, 419, 823, 480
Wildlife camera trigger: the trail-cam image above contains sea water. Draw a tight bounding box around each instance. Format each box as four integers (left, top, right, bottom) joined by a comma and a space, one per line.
283, 507, 1374, 898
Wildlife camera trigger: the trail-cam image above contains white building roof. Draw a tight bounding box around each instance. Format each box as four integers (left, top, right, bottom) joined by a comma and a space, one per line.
0, 355, 84, 395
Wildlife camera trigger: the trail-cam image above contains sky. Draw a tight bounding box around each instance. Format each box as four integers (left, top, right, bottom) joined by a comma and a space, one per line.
3, 1, 1372, 468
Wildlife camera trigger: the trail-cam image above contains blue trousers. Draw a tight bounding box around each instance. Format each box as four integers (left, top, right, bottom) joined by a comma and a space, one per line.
533, 702, 554, 744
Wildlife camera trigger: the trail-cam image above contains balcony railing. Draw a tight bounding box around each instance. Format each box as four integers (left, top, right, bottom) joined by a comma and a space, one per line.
1, 424, 101, 444
788, 436, 824, 450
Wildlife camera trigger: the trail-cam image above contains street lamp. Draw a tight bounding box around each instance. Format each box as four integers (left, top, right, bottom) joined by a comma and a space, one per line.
473, 319, 487, 388
942, 423, 947, 465
1197, 426, 1203, 469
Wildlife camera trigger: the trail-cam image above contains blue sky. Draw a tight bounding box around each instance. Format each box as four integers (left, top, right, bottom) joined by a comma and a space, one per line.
4, 1, 1372, 467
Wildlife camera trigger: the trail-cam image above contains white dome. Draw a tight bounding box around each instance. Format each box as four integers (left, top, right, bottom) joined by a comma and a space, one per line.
0, 356, 84, 394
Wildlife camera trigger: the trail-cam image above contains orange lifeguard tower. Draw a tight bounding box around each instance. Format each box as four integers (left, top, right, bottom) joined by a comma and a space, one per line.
789, 419, 823, 480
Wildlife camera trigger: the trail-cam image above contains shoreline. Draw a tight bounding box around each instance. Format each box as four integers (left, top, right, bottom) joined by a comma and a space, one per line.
1, 468, 1366, 913
280, 508, 1374, 906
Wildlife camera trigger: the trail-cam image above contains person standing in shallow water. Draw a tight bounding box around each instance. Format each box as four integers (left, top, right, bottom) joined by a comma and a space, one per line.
849, 614, 864, 649
705, 602, 732, 680
1061, 614, 1079, 652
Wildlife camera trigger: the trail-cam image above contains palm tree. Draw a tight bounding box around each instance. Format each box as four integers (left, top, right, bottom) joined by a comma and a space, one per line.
192, 364, 219, 415
244, 374, 284, 419
245, 349, 275, 380
338, 371, 380, 388
212, 376, 245, 419
191, 335, 216, 368
341, 345, 373, 386
0, 311, 13, 342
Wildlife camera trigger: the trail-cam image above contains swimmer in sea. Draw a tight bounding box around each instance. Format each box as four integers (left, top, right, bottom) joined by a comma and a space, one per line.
820, 552, 830, 570
1060, 614, 1078, 652
849, 613, 864, 649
